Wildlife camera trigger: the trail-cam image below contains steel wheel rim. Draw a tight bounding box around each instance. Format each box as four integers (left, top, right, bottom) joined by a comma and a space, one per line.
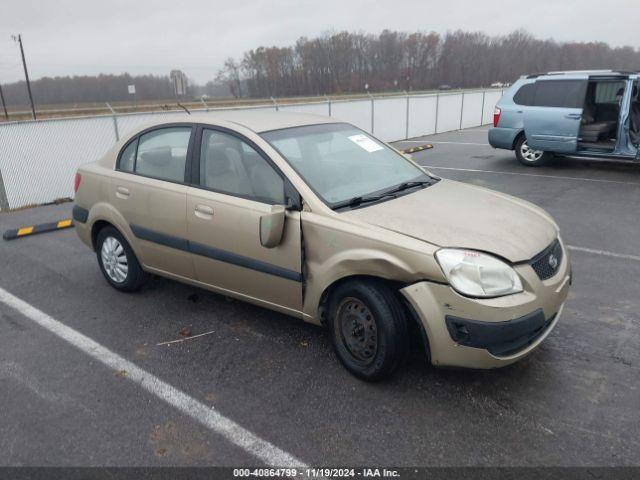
336, 297, 378, 364
520, 140, 544, 162
100, 236, 128, 283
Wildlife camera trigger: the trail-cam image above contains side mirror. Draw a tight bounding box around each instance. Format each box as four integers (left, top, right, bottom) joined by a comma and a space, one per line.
260, 205, 286, 248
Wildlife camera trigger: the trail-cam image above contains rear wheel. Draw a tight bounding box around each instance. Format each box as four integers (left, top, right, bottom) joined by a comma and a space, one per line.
515, 136, 552, 166
96, 226, 146, 292
328, 280, 408, 381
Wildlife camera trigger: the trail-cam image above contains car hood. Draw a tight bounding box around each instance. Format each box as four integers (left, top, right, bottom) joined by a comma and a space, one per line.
341, 180, 558, 263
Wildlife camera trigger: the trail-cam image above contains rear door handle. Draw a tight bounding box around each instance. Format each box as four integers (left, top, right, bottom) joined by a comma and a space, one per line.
194, 204, 214, 219
565, 113, 581, 119
115, 186, 130, 199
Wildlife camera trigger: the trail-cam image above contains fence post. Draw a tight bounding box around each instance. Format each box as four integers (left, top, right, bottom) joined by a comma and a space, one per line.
434, 93, 440, 134
459, 91, 465, 130
270, 96, 279, 111
368, 92, 374, 134
0, 167, 9, 211
325, 94, 332, 116
480, 90, 486, 125
404, 91, 410, 139
200, 96, 209, 112
105, 102, 119, 141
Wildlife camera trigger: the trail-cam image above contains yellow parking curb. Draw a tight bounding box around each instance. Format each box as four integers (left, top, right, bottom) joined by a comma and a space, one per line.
3, 219, 75, 241
401, 144, 434, 154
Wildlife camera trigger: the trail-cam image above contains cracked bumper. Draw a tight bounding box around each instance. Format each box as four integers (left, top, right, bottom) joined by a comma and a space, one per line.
400, 250, 571, 369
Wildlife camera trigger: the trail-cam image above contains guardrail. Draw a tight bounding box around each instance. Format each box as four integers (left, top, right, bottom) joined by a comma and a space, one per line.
0, 88, 504, 211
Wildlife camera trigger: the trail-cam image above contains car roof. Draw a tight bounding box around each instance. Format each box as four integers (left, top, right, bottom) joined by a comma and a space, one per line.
524, 70, 639, 79
134, 110, 338, 135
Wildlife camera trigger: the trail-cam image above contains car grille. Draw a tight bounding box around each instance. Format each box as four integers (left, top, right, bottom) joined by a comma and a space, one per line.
530, 239, 563, 280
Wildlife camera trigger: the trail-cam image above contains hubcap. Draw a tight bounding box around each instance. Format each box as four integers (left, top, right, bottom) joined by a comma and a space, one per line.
336, 297, 378, 364
100, 236, 128, 283
520, 140, 544, 162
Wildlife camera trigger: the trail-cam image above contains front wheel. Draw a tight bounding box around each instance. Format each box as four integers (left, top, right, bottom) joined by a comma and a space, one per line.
328, 280, 408, 381
515, 136, 552, 167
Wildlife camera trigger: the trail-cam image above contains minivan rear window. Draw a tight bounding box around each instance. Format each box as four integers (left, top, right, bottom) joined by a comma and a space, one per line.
533, 80, 586, 108
513, 83, 535, 106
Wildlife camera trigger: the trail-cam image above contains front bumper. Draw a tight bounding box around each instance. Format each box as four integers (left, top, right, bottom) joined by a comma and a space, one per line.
400, 245, 571, 369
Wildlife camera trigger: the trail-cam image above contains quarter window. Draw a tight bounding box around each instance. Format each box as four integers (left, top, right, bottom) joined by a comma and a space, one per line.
118, 140, 136, 172
134, 127, 191, 182
533, 80, 586, 108
594, 81, 626, 104
199, 129, 284, 204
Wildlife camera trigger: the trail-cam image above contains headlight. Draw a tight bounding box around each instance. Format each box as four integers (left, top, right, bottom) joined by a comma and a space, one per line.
435, 249, 523, 298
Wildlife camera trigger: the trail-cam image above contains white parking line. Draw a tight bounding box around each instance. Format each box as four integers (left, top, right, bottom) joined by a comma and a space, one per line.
424, 166, 640, 186
0, 286, 305, 467
400, 140, 490, 146
567, 246, 640, 263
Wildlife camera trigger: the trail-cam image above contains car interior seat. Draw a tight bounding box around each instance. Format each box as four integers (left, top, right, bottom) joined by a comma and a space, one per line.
138, 147, 184, 182
203, 143, 254, 196
579, 86, 619, 143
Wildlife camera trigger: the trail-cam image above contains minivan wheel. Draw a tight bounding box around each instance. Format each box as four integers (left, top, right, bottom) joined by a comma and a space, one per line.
515, 136, 551, 166
96, 226, 146, 292
328, 280, 408, 381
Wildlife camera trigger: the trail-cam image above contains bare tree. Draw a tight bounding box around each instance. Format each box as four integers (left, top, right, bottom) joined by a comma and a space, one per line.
216, 58, 243, 98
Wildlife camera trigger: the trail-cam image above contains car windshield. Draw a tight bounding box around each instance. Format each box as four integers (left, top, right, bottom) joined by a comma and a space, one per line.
261, 123, 433, 208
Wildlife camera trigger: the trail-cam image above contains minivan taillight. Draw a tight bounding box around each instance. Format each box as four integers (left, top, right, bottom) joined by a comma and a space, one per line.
493, 107, 501, 127
74, 173, 82, 193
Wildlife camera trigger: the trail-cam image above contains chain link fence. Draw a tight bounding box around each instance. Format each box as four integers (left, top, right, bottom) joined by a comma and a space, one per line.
0, 88, 504, 211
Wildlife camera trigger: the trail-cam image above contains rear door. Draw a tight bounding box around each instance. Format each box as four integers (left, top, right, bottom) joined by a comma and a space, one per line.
111, 124, 196, 280
185, 126, 303, 314
524, 78, 587, 152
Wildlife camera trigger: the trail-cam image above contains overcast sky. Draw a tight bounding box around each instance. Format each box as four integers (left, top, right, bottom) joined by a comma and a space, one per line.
0, 0, 637, 84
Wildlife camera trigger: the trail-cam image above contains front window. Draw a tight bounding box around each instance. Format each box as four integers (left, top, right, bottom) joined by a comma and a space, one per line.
261, 123, 433, 208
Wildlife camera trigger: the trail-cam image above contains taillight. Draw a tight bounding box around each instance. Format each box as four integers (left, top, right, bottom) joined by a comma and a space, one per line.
493, 107, 501, 127
74, 173, 82, 193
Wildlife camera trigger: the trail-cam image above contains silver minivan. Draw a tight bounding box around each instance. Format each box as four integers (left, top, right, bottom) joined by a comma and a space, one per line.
489, 70, 640, 166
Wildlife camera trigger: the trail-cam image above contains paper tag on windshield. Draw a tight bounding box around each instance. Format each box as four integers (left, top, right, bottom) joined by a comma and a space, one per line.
348, 134, 383, 153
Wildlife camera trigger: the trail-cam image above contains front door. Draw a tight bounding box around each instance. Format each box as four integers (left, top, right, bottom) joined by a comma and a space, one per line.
186, 127, 303, 313
111, 125, 196, 280
524, 79, 587, 152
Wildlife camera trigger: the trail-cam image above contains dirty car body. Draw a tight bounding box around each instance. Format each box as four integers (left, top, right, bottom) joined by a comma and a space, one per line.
74, 112, 571, 380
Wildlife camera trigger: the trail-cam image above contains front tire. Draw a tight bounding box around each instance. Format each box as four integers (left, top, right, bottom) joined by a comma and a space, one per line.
96, 226, 146, 292
328, 280, 408, 381
515, 136, 552, 166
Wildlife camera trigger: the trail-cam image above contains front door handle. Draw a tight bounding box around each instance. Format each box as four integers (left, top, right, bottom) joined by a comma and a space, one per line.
115, 186, 130, 199
194, 204, 214, 219
565, 113, 582, 120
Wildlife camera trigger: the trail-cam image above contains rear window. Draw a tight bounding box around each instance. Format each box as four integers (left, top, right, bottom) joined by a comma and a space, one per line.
513, 83, 535, 106
533, 80, 586, 108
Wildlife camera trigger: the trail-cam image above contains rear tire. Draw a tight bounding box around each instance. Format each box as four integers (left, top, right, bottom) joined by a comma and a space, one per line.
328, 280, 408, 381
96, 226, 146, 292
515, 136, 552, 167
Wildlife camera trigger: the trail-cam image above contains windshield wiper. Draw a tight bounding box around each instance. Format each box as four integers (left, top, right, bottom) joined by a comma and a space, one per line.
334, 178, 436, 211
389, 179, 434, 193
337, 191, 400, 209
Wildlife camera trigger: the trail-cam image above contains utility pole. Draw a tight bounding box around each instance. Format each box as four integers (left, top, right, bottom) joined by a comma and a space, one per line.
12, 34, 36, 120
0, 83, 8, 120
